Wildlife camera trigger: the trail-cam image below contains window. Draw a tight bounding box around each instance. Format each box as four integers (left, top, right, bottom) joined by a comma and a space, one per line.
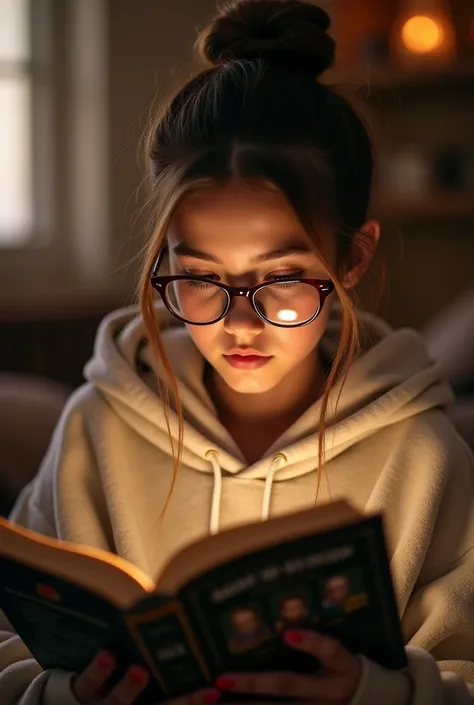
0, 0, 111, 294
0, 0, 33, 245
0, 0, 55, 252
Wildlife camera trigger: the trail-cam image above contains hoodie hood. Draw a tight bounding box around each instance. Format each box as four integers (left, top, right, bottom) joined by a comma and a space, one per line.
84, 301, 454, 485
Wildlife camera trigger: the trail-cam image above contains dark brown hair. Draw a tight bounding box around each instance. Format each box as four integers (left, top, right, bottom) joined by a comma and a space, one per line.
138, 0, 375, 514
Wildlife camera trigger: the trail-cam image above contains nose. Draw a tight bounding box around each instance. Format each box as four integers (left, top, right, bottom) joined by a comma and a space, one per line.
223, 295, 265, 336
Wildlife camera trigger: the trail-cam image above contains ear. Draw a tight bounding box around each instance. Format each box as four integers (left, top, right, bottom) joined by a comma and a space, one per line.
342, 220, 380, 289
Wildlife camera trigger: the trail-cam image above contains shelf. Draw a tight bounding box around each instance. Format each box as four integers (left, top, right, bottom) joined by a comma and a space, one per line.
371, 193, 474, 219
327, 61, 474, 90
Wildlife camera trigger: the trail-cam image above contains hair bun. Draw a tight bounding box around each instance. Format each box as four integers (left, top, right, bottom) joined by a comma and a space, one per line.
196, 0, 336, 79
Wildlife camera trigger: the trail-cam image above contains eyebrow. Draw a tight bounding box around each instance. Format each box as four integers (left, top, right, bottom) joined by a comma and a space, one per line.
172, 242, 312, 264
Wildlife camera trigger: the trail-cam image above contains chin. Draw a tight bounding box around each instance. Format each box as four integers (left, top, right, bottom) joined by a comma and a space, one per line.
221, 369, 281, 394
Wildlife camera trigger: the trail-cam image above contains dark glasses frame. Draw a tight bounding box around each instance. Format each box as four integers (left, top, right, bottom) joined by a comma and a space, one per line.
150, 249, 335, 328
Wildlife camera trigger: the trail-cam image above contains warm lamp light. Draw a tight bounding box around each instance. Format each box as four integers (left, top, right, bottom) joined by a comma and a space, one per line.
391, 0, 456, 66
401, 15, 445, 54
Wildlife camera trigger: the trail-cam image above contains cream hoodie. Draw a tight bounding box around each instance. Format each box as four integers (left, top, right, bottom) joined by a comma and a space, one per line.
1, 302, 474, 705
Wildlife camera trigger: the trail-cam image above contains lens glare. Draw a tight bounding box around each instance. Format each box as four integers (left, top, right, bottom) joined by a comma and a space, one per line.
254, 281, 320, 325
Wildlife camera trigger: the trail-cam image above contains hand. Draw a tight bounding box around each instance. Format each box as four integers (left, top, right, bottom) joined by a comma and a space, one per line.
72, 650, 222, 705
215, 630, 363, 704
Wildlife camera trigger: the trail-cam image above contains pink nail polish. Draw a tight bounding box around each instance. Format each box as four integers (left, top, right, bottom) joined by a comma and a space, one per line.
96, 651, 115, 670
284, 629, 303, 644
128, 665, 149, 685
202, 689, 221, 704
216, 676, 236, 690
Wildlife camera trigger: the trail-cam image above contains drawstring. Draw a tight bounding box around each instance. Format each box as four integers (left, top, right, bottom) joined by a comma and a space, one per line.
205, 450, 288, 535
261, 453, 287, 522
206, 450, 222, 535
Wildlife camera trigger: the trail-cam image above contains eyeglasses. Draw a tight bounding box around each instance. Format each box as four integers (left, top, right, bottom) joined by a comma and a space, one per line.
150, 250, 335, 328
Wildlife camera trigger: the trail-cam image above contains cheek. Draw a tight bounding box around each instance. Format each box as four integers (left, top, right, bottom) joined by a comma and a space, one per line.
185, 323, 220, 358
276, 315, 328, 360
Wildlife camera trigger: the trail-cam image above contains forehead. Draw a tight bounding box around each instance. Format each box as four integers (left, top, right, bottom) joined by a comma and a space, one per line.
167, 180, 334, 265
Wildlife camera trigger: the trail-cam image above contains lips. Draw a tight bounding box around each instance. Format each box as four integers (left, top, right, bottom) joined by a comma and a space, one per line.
226, 349, 266, 357
224, 353, 272, 370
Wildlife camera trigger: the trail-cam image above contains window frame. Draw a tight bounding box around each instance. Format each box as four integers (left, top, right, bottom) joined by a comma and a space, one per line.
0, 0, 113, 313
0, 0, 54, 251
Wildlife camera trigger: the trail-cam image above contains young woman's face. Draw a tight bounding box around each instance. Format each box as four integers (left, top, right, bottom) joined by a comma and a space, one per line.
166, 180, 337, 395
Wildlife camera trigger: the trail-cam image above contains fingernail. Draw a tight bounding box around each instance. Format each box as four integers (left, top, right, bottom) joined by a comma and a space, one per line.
284, 629, 303, 644
215, 676, 236, 690
96, 651, 115, 670
128, 665, 149, 685
202, 689, 221, 704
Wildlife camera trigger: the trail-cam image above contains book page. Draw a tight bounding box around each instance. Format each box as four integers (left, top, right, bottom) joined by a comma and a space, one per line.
0, 518, 155, 609
158, 500, 360, 593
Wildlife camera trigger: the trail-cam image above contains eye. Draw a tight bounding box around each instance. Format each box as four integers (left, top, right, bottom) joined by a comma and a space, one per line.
182, 269, 219, 280
270, 281, 300, 290
184, 279, 217, 290
265, 269, 305, 281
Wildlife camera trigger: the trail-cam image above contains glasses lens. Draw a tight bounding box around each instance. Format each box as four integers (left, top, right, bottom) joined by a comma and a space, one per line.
166, 279, 228, 323
254, 281, 321, 326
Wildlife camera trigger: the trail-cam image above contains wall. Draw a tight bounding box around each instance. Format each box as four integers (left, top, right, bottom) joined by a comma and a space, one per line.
107, 0, 219, 301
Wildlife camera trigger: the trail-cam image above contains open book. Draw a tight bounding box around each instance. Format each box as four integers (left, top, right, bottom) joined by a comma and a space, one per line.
0, 500, 406, 702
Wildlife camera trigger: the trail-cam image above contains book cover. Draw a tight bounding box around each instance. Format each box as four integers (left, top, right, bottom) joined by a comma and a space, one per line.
0, 507, 406, 702
123, 514, 406, 698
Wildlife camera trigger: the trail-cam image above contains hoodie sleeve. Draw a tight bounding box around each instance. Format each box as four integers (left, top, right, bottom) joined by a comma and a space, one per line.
349, 415, 474, 705
349, 648, 474, 705
0, 403, 86, 705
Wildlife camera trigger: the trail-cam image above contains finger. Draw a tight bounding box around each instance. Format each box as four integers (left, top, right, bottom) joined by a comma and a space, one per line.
105, 664, 150, 705
284, 629, 356, 674
164, 687, 221, 705
216, 670, 357, 703
216, 672, 327, 699
72, 651, 116, 703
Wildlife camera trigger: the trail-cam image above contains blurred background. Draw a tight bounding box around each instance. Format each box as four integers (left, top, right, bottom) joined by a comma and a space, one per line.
0, 0, 473, 513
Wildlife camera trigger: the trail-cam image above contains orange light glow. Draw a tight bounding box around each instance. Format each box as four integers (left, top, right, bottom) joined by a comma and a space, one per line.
401, 15, 445, 54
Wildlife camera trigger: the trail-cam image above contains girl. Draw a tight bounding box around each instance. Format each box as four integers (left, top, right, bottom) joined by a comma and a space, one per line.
2, 1, 474, 704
